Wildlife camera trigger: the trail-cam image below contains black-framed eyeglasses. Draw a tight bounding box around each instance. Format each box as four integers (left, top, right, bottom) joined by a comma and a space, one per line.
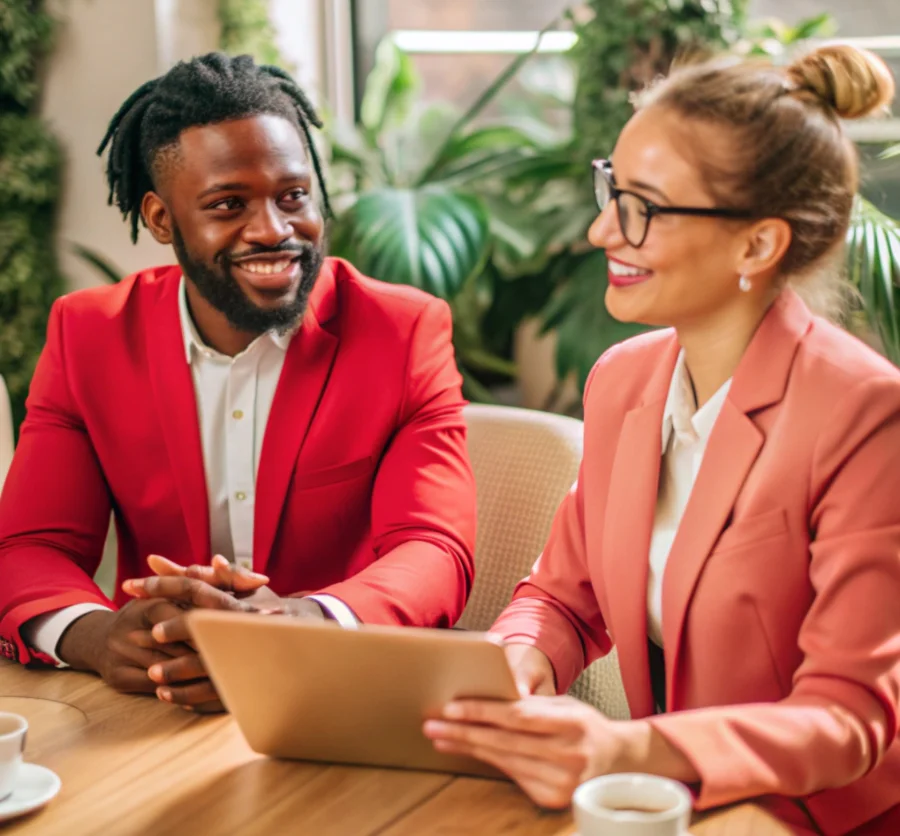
592, 159, 754, 249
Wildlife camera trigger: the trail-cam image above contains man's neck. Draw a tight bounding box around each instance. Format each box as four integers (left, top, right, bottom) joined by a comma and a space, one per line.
183, 281, 258, 357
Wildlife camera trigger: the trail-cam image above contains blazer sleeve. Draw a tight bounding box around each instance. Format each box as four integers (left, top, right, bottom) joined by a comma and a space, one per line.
489, 361, 613, 692
0, 299, 114, 665
314, 298, 476, 627
647, 374, 900, 808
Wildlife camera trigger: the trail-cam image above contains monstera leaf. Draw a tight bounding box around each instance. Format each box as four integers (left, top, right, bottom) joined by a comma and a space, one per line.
331, 186, 490, 300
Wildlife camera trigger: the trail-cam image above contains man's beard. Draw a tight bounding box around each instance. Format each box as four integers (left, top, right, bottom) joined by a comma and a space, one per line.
171, 226, 324, 336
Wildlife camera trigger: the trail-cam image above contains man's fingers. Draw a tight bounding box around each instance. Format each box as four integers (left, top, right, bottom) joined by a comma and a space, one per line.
147, 554, 186, 577
211, 554, 269, 592
212, 555, 234, 588
109, 643, 172, 671
105, 664, 160, 695
124, 627, 194, 658
146, 554, 268, 593
190, 700, 227, 714
157, 678, 220, 708
148, 652, 207, 685
150, 614, 192, 645
124, 576, 253, 610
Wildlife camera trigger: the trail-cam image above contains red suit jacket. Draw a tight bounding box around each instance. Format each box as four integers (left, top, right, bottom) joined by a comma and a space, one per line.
0, 258, 476, 664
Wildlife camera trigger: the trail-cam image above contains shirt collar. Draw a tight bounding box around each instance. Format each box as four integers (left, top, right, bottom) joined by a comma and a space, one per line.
661, 350, 732, 450
177, 276, 293, 364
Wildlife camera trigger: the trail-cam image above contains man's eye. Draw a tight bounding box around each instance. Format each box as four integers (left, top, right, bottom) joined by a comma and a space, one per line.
209, 197, 243, 211
283, 188, 309, 203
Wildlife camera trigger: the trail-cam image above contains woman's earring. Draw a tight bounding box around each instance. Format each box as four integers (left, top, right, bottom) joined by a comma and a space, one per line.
738, 275, 752, 293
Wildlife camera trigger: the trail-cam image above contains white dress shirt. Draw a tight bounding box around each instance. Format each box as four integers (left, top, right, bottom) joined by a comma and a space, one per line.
24, 277, 356, 666
646, 351, 731, 648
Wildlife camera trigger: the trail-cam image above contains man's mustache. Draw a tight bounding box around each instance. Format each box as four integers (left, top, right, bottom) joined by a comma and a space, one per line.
223, 243, 315, 263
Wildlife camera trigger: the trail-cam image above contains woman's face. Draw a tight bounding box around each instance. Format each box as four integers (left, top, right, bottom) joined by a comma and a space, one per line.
589, 106, 763, 329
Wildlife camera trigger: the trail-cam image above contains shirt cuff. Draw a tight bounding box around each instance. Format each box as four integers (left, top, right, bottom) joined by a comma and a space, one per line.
306, 595, 359, 629
21, 603, 114, 668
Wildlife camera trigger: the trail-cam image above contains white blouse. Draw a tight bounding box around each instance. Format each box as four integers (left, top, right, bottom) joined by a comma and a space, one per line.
646, 351, 732, 647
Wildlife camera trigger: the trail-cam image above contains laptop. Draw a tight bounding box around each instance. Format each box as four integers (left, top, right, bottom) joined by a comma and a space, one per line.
188, 610, 519, 778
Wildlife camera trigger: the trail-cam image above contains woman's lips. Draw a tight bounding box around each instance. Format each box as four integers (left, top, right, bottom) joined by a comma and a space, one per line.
607, 257, 653, 288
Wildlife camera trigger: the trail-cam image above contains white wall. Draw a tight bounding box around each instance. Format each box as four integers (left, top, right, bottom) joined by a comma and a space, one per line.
271, 0, 325, 103
43, 0, 170, 291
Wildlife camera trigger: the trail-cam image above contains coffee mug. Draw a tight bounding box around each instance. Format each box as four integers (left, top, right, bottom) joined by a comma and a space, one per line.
0, 713, 28, 802
573, 773, 692, 836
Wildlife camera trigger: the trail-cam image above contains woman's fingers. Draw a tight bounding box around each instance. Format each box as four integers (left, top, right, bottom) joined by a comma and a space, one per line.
431, 738, 576, 809
503, 643, 557, 697
440, 697, 585, 736
424, 719, 561, 761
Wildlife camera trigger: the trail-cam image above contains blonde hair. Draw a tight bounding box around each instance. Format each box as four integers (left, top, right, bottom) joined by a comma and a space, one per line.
637, 45, 895, 318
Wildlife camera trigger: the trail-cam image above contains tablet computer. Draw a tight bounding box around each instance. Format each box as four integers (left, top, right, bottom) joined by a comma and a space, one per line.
188, 610, 519, 778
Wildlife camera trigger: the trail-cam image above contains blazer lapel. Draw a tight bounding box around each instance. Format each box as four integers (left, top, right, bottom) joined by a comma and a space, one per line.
145, 270, 210, 564
661, 289, 812, 707
254, 263, 339, 574
601, 339, 679, 719
660, 402, 763, 706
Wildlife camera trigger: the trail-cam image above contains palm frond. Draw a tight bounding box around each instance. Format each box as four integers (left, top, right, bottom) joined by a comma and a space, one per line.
846, 197, 900, 364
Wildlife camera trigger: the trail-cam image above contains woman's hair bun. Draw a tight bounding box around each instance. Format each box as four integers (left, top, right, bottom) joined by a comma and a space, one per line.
786, 44, 895, 119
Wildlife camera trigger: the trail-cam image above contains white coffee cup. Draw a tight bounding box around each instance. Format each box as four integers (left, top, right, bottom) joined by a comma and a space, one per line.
0, 713, 28, 802
573, 773, 692, 836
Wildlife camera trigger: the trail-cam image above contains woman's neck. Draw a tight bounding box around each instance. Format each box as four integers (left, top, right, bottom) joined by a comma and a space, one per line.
676, 297, 774, 407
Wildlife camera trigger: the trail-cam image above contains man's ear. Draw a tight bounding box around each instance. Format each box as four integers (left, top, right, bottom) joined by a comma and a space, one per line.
141, 191, 173, 245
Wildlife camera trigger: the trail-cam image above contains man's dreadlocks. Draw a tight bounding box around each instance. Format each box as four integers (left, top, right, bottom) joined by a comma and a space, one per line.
98, 52, 331, 243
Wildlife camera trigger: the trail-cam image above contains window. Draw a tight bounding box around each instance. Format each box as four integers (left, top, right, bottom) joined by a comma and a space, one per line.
350, 1, 900, 215
352, 1, 573, 114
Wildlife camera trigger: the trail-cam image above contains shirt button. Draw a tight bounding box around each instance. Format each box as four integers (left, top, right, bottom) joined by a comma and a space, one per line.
232, 409, 244, 420
235, 491, 247, 501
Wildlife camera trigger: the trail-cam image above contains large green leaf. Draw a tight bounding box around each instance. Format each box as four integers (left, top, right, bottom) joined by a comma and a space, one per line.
331, 186, 490, 300
360, 39, 418, 140
425, 125, 540, 184
846, 197, 900, 363
417, 18, 562, 184
540, 250, 653, 388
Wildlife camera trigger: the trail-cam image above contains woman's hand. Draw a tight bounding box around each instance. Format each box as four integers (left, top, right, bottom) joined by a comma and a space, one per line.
424, 695, 625, 809
504, 643, 557, 696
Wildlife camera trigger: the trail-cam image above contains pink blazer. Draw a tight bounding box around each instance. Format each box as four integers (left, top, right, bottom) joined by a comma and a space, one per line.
492, 290, 900, 835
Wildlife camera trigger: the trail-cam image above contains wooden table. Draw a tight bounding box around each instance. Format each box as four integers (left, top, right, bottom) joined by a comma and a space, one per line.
0, 662, 790, 835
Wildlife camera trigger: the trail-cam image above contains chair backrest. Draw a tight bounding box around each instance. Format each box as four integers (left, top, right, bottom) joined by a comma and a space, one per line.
0, 375, 13, 494
461, 404, 629, 718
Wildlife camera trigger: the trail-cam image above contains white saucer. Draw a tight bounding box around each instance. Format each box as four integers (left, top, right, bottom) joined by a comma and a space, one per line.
0, 763, 62, 823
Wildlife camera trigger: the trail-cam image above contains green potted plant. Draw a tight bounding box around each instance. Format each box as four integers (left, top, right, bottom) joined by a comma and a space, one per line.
496, 5, 900, 412
327, 34, 564, 400
0, 1, 66, 431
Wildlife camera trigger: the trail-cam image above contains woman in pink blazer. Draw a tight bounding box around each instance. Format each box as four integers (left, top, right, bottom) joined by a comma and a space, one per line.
425, 45, 900, 834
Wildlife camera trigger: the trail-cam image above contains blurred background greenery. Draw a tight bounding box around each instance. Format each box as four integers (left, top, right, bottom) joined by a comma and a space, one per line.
330, 3, 900, 412
4, 0, 899, 429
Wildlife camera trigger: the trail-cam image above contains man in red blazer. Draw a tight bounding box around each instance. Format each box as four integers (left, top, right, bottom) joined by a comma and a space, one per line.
0, 54, 476, 712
